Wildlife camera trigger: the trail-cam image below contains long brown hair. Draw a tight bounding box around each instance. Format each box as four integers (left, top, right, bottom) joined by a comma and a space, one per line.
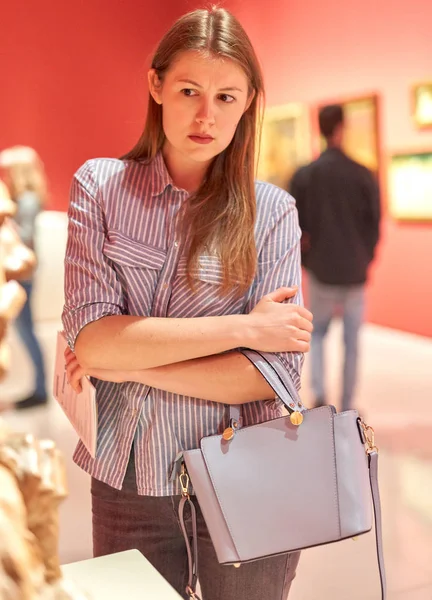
122, 7, 265, 294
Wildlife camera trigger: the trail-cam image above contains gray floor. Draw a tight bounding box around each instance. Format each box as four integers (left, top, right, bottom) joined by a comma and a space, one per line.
1, 319, 432, 599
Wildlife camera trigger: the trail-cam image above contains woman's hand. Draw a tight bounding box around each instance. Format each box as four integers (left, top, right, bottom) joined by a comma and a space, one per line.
64, 347, 134, 393
247, 286, 313, 353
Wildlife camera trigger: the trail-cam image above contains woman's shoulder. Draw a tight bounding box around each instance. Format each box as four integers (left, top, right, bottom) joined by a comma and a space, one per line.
74, 157, 150, 180
254, 180, 296, 215
73, 157, 153, 195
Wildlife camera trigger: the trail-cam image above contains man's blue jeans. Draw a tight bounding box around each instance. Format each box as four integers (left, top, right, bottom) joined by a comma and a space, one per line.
308, 272, 365, 411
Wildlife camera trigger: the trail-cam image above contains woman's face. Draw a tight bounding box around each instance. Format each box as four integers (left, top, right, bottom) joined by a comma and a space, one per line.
149, 50, 252, 168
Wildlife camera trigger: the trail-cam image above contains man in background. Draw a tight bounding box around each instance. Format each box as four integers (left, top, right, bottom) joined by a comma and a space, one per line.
290, 104, 381, 411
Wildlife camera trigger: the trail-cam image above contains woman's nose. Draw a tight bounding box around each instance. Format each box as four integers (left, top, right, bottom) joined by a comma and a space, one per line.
195, 99, 216, 126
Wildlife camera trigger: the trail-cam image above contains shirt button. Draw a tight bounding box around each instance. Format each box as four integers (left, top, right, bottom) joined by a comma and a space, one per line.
174, 241, 179, 248
163, 283, 169, 289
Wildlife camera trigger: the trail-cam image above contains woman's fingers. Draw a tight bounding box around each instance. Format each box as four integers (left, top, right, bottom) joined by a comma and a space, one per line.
66, 358, 85, 393
64, 349, 84, 392
298, 316, 314, 333
293, 339, 310, 353
65, 357, 79, 377
295, 328, 312, 343
64, 347, 78, 371
65, 352, 76, 367
297, 306, 313, 322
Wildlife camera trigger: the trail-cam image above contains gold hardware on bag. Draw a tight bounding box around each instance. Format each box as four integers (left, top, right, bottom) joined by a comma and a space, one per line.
359, 420, 379, 455
290, 411, 304, 426
352, 536, 359, 541
186, 586, 200, 599
186, 585, 202, 599
222, 427, 235, 441
179, 464, 190, 498
222, 419, 239, 441
233, 563, 241, 568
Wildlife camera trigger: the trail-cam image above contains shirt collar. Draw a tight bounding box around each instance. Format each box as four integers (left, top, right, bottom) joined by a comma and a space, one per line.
150, 151, 173, 197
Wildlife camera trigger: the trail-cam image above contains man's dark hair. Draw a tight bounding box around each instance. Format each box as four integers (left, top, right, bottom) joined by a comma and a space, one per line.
318, 104, 344, 139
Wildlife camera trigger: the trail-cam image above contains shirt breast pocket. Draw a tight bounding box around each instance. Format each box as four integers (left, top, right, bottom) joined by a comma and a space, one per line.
169, 255, 243, 318
103, 230, 166, 316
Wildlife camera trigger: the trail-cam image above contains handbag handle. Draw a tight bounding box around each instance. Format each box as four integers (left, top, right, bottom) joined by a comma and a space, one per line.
229, 349, 306, 423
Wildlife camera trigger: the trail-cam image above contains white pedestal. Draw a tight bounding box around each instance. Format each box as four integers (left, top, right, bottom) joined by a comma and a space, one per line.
61, 549, 182, 599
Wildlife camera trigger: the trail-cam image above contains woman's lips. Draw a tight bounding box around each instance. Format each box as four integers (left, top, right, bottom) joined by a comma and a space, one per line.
189, 135, 214, 145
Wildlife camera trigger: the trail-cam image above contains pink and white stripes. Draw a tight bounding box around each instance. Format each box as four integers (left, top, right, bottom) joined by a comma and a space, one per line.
62, 154, 304, 496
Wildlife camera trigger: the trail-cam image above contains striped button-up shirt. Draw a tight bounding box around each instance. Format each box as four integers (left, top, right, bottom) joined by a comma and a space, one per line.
62, 153, 304, 496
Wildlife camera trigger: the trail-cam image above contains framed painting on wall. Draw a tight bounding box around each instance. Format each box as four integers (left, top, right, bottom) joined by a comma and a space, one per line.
256, 103, 312, 189
412, 81, 432, 130
316, 94, 381, 176
388, 150, 432, 221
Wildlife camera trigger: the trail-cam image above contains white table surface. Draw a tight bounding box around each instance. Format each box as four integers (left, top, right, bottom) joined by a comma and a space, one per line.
61, 549, 183, 599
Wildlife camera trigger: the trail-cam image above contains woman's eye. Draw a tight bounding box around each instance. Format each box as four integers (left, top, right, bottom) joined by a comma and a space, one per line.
181, 88, 197, 97
219, 94, 235, 103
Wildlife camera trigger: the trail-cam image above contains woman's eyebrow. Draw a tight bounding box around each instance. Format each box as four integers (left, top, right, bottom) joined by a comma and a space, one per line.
176, 78, 243, 93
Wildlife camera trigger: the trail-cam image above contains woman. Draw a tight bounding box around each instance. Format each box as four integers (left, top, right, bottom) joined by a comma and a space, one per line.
0, 146, 47, 409
63, 7, 313, 599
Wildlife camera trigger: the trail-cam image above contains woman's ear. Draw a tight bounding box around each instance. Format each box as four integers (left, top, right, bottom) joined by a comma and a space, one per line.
148, 69, 163, 105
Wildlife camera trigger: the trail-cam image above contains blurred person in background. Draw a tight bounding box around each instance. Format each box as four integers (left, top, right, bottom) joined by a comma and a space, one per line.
0, 181, 15, 367
0, 146, 48, 409
0, 181, 36, 383
290, 105, 381, 411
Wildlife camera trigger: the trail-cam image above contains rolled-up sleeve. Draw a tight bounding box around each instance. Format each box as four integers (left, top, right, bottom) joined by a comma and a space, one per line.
243, 192, 304, 391
62, 160, 125, 349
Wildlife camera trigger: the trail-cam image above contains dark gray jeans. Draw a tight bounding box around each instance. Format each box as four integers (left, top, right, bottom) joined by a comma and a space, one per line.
91, 454, 300, 600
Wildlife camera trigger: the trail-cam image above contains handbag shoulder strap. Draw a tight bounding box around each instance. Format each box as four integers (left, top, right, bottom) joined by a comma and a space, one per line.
369, 450, 386, 598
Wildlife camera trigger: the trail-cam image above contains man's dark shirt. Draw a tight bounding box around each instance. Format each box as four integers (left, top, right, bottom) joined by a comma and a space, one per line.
290, 148, 381, 285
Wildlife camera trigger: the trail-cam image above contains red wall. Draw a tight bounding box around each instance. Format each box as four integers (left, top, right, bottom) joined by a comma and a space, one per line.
0, 1, 184, 211
2, 0, 431, 336
230, 0, 432, 337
